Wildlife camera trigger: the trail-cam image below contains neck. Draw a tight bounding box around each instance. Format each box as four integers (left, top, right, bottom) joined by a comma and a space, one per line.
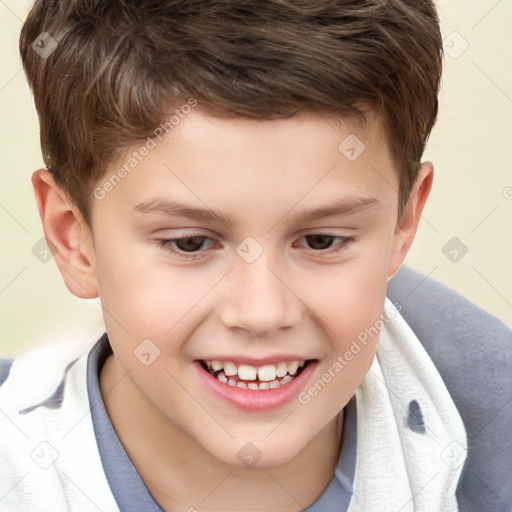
100, 354, 344, 512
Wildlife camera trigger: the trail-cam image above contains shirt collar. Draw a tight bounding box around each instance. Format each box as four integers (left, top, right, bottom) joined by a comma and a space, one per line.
86, 333, 356, 511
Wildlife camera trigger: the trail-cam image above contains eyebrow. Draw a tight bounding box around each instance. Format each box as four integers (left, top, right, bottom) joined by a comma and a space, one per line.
130, 195, 380, 227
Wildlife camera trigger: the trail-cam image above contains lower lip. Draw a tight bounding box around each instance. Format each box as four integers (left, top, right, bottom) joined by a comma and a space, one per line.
194, 360, 318, 412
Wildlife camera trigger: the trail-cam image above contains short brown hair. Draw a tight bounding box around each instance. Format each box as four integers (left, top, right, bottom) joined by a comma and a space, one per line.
20, 0, 443, 227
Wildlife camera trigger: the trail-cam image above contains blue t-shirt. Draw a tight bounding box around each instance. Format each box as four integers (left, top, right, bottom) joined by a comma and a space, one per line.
85, 333, 357, 511
1, 266, 511, 509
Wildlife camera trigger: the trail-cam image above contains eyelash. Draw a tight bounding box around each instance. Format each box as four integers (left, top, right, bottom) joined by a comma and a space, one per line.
155, 233, 355, 260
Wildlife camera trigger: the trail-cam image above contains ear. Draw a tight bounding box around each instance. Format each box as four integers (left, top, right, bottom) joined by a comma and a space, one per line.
31, 169, 99, 299
387, 162, 434, 280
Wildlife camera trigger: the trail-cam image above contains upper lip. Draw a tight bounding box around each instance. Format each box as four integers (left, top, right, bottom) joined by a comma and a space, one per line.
196, 355, 314, 366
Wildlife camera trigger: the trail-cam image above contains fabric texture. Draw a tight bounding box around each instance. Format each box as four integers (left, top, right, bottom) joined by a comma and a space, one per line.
348, 298, 467, 511
387, 266, 512, 511
1, 265, 511, 510
0, 297, 459, 511
0, 340, 119, 511
86, 333, 357, 511
0, 331, 357, 511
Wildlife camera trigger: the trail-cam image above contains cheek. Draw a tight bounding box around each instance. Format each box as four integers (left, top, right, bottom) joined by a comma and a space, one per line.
94, 240, 224, 375
298, 271, 384, 420
329, 258, 388, 365
295, 247, 389, 406
94, 237, 183, 326
297, 247, 390, 336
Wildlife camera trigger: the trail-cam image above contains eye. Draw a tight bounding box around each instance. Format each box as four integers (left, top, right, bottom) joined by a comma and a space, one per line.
155, 232, 354, 260
156, 235, 214, 260
295, 233, 354, 255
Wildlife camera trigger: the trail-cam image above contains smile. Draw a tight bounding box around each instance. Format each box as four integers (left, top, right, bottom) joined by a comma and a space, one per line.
195, 358, 317, 411
200, 359, 308, 390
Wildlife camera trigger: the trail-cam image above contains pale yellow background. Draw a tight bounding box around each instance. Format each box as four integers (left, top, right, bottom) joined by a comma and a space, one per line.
1, 0, 511, 356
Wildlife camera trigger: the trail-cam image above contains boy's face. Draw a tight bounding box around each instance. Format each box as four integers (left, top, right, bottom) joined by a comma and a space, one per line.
42, 106, 431, 468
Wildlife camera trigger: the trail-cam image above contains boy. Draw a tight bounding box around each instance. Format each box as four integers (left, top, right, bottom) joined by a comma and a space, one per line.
1, 1, 511, 511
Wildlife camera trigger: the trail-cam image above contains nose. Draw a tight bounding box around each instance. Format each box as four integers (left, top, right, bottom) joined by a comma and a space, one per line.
218, 250, 303, 338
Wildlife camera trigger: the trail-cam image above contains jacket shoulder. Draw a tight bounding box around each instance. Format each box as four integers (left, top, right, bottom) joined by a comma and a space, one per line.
387, 266, 512, 511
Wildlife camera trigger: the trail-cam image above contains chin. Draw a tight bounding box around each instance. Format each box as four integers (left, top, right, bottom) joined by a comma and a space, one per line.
204, 434, 308, 470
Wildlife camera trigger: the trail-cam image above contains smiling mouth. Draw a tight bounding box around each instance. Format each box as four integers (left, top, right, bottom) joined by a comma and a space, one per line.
199, 359, 313, 390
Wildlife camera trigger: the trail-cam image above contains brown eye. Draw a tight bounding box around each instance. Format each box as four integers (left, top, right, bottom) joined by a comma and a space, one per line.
173, 236, 207, 252
304, 234, 336, 250
295, 233, 355, 256
156, 235, 214, 260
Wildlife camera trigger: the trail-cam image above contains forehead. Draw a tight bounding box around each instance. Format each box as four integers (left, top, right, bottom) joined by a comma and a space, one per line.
172, 104, 374, 152
93, 105, 397, 227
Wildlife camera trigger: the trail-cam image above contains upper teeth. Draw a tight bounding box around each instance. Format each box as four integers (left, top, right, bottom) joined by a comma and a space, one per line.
206, 360, 305, 381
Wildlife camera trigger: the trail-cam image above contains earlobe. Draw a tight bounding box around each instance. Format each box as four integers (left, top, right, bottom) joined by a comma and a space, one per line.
387, 162, 434, 280
31, 169, 99, 299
